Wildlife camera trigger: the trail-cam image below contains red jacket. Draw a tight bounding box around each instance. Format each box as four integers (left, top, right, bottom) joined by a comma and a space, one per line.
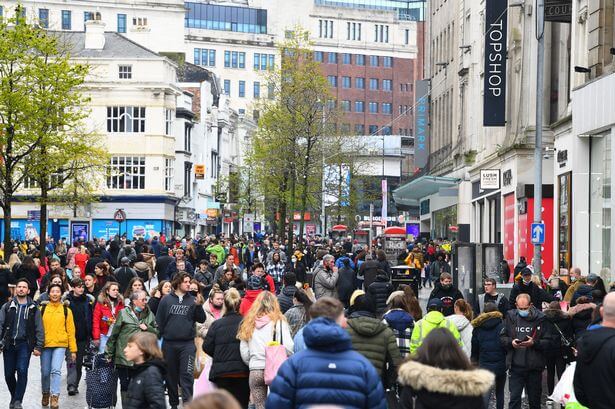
264, 274, 276, 293
92, 300, 124, 340
239, 289, 263, 315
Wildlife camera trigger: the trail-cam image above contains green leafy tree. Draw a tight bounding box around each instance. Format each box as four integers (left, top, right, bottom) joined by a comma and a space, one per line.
0, 9, 91, 259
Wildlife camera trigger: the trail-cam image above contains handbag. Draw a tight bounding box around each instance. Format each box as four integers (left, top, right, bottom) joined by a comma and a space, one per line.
264, 320, 288, 385
552, 321, 575, 362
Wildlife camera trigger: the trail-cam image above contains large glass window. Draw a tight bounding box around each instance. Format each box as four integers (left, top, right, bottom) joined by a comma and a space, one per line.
106, 106, 145, 133
185, 3, 267, 34
355, 77, 365, 89
107, 156, 146, 190
254, 81, 261, 98
355, 101, 364, 112
117, 14, 127, 33
328, 52, 337, 64
61, 10, 71, 30
342, 76, 351, 88
239, 80, 245, 97
165, 158, 174, 191
38, 9, 49, 28
590, 134, 612, 278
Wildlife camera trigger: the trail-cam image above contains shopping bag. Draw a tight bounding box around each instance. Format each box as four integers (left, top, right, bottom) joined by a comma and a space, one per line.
193, 355, 215, 397
264, 321, 288, 385
549, 362, 578, 405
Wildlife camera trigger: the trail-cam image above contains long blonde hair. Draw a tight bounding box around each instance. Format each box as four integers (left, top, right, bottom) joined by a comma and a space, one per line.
237, 291, 285, 341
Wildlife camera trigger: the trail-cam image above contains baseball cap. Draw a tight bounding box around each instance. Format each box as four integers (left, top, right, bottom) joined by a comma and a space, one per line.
427, 298, 443, 309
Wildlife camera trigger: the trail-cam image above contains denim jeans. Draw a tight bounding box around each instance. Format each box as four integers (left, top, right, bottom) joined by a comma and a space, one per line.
41, 347, 66, 395
3, 341, 31, 403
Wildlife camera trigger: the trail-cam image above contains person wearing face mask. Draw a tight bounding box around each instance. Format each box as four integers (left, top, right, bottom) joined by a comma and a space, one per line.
500, 293, 556, 409
509, 268, 553, 311
428, 272, 464, 316
290, 250, 307, 285
105, 290, 158, 407
564, 267, 585, 303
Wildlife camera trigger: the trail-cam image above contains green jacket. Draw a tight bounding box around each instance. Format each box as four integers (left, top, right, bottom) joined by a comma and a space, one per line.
105, 306, 158, 367
409, 311, 462, 354
346, 314, 402, 377
206, 244, 226, 265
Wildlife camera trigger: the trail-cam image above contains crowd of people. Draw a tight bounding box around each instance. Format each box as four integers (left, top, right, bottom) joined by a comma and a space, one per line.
0, 233, 614, 409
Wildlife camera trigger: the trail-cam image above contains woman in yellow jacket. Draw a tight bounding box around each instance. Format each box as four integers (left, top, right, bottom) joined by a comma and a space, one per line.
40, 283, 77, 409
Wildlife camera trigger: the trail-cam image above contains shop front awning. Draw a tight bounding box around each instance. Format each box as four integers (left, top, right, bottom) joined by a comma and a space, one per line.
393, 175, 460, 206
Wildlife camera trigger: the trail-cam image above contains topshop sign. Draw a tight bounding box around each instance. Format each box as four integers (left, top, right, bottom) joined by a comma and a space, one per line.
483, 0, 508, 126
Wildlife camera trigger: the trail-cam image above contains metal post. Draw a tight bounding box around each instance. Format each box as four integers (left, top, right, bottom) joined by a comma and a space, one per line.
534, 0, 544, 276
321, 153, 326, 235
369, 203, 374, 251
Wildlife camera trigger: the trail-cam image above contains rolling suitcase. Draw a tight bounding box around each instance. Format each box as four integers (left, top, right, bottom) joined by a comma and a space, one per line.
85, 354, 117, 409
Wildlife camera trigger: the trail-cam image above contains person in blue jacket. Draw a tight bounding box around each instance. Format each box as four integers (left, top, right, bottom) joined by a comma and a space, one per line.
266, 297, 386, 409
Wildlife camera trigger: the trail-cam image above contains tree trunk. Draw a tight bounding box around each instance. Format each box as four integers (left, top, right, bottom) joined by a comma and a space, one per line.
39, 184, 49, 264
286, 169, 296, 252
3, 203, 11, 262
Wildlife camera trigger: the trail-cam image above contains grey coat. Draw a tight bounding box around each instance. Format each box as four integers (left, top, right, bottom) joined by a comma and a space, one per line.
313, 266, 339, 300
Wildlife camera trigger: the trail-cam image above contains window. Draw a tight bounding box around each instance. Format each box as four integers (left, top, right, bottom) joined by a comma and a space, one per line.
369, 102, 378, 113
341, 123, 351, 134
319, 19, 333, 38
253, 53, 275, 70
405, 29, 410, 45
38, 9, 49, 28
117, 14, 126, 33
239, 80, 245, 97
369, 125, 378, 134
268, 83, 275, 99
165, 109, 173, 135
164, 158, 174, 191
341, 100, 351, 112
239, 52, 245, 68
369, 78, 378, 90
342, 53, 351, 64
107, 156, 146, 190
382, 103, 392, 114
223, 80, 231, 95
355, 124, 365, 134
184, 162, 192, 197
61, 10, 71, 30
118, 65, 132, 79
346, 22, 362, 40
327, 52, 337, 64
383, 57, 393, 67
356, 54, 365, 66
326, 99, 336, 110
133, 17, 148, 27
342, 76, 351, 88
185, 3, 267, 34
253, 81, 261, 98
106, 106, 145, 133
84, 12, 94, 22
374, 24, 389, 42
355, 101, 364, 112
382, 79, 392, 91
194, 49, 201, 65
196, 49, 215, 66
370, 55, 379, 66
355, 77, 365, 89
327, 75, 337, 87
269, 54, 275, 69
314, 51, 324, 62
225, 51, 231, 68
231, 51, 237, 67
382, 126, 392, 135
184, 124, 192, 152
211, 152, 218, 178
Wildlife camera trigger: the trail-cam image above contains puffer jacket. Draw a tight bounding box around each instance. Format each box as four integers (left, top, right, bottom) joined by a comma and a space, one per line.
92, 299, 124, 340
239, 316, 293, 370
410, 311, 462, 354
367, 274, 394, 315
383, 309, 414, 358
471, 311, 506, 375
105, 306, 158, 367
569, 302, 596, 339
203, 312, 249, 380
267, 317, 386, 409
284, 304, 308, 338
40, 301, 77, 353
277, 285, 297, 314
123, 359, 166, 409
345, 312, 402, 377
446, 314, 473, 358
398, 360, 494, 409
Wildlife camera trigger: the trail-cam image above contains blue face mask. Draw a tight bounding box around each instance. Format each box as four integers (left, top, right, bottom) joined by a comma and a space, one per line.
134, 306, 143, 313
518, 309, 529, 318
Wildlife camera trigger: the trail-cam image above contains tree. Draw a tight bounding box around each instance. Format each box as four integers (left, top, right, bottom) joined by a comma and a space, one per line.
0, 10, 91, 259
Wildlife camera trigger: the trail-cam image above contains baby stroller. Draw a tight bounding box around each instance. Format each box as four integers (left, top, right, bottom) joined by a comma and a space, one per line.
85, 354, 117, 409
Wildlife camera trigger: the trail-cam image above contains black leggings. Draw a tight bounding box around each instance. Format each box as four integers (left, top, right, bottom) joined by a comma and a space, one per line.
215, 377, 250, 408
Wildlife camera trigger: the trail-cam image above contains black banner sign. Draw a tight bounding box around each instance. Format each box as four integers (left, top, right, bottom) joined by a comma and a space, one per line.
545, 0, 572, 23
483, 0, 508, 126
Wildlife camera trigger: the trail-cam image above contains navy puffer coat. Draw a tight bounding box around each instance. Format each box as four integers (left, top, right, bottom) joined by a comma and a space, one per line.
266, 317, 386, 409
470, 311, 507, 375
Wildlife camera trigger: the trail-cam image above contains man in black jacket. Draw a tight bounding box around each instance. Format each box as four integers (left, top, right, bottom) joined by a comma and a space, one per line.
154, 247, 174, 281
367, 272, 394, 315
277, 272, 298, 313
500, 293, 555, 409
428, 272, 464, 316
509, 268, 553, 311
0, 279, 44, 409
156, 272, 205, 409
574, 292, 615, 409
114, 257, 137, 294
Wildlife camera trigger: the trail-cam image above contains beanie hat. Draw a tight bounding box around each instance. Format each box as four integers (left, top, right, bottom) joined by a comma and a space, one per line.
353, 294, 376, 314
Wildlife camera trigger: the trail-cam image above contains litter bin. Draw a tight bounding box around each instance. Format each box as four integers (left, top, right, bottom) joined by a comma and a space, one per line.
391, 265, 420, 297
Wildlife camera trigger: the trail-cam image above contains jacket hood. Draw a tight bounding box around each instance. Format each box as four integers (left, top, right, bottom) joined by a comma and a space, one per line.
577, 327, 615, 364
347, 315, 388, 336
303, 317, 352, 352
243, 289, 262, 301
281, 285, 297, 297
39, 300, 71, 307
8, 296, 36, 308
383, 309, 414, 332
569, 302, 597, 316
374, 273, 389, 282
398, 360, 494, 397
423, 310, 446, 326
471, 311, 502, 328
544, 309, 570, 322
132, 359, 167, 376
447, 314, 471, 331
255, 315, 271, 329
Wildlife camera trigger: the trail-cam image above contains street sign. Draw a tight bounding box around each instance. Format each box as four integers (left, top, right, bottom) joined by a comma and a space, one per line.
114, 209, 127, 223
531, 223, 545, 244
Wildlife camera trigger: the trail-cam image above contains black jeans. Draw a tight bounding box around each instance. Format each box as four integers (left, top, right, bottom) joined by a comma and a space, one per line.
66, 340, 88, 389
546, 354, 566, 395
215, 377, 250, 408
163, 340, 196, 406
483, 372, 506, 409
508, 367, 542, 409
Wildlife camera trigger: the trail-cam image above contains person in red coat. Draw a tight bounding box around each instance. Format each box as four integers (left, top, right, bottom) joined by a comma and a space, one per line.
92, 281, 124, 353
239, 275, 264, 315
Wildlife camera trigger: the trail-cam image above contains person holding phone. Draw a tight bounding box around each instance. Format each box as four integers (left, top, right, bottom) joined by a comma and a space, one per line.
500, 293, 557, 409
